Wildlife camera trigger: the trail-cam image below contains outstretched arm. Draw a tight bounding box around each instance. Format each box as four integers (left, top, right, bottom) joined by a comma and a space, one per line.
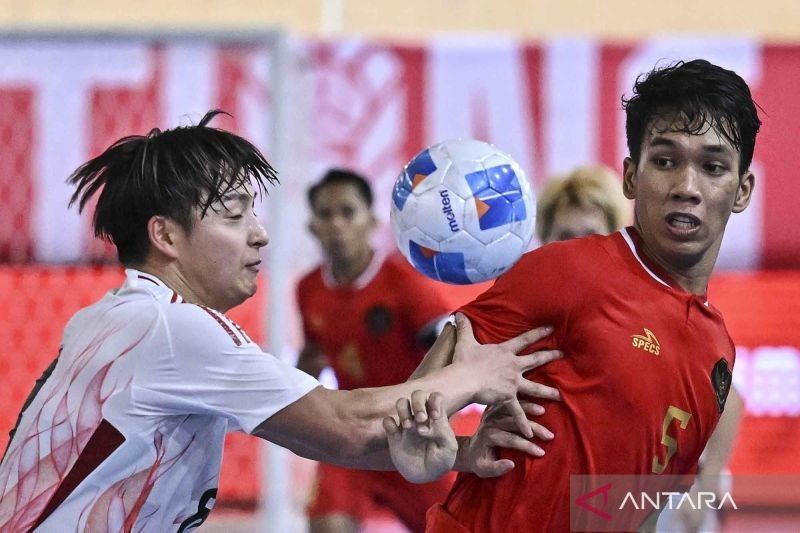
254, 315, 560, 468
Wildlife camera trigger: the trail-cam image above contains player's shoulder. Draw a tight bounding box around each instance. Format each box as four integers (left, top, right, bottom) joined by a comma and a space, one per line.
161, 302, 254, 348
515, 232, 616, 272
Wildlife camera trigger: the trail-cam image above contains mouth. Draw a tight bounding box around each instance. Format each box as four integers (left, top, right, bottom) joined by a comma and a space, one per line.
245, 260, 262, 272
665, 212, 701, 237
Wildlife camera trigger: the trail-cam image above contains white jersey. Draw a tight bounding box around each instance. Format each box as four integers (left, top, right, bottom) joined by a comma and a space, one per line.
0, 269, 319, 532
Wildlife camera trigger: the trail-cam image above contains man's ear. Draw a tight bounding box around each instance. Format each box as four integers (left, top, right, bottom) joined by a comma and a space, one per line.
622, 157, 637, 200
147, 216, 181, 260
733, 170, 755, 213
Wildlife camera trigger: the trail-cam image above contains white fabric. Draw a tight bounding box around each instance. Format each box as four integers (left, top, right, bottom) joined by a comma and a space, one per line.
0, 269, 319, 532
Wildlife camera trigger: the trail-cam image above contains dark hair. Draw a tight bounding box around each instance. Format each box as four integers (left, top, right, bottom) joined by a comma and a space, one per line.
623, 59, 761, 173
307, 168, 373, 210
68, 110, 278, 266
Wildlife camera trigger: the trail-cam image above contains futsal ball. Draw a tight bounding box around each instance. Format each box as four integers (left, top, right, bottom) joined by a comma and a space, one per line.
390, 139, 535, 284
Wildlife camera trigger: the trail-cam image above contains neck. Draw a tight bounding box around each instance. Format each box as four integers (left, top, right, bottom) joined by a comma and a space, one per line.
329, 248, 374, 286
135, 261, 228, 312
631, 224, 718, 296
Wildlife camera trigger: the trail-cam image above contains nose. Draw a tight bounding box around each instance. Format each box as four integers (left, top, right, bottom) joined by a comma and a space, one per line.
249, 216, 269, 249
670, 166, 702, 205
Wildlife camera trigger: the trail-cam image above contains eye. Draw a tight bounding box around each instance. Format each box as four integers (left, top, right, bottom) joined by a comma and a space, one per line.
653, 157, 674, 169
227, 213, 243, 220
705, 162, 728, 175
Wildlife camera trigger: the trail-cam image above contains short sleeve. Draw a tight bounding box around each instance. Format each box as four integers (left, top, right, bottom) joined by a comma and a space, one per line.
458, 241, 586, 349
132, 304, 320, 434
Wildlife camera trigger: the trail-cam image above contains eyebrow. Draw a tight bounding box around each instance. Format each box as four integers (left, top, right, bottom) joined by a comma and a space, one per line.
219, 191, 255, 204
648, 136, 734, 155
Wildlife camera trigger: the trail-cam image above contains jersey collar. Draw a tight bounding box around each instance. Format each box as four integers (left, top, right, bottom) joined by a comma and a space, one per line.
619, 227, 709, 304
124, 269, 184, 303
321, 249, 386, 290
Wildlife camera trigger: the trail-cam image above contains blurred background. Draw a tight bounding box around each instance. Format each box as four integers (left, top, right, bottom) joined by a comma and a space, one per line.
0, 1, 798, 531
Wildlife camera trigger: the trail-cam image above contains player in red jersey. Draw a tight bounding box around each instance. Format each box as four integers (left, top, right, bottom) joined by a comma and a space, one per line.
298, 169, 483, 533
408, 59, 761, 532
536, 163, 744, 532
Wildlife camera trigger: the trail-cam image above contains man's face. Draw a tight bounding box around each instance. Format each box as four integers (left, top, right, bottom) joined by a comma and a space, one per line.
623, 118, 754, 273
173, 185, 268, 312
545, 203, 611, 243
309, 183, 375, 264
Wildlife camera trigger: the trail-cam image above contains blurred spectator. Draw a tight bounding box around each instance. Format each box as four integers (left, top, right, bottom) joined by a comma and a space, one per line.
536, 164, 630, 243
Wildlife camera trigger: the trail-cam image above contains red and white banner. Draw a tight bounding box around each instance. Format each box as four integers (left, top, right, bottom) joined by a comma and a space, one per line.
1, 36, 799, 269
0, 38, 272, 263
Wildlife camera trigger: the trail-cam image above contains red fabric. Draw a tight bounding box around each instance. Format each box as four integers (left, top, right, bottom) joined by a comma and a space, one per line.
426, 503, 471, 533
441, 231, 733, 532
308, 464, 454, 533
297, 253, 451, 390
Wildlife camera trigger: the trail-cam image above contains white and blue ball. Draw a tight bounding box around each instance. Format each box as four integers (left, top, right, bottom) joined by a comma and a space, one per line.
390, 139, 535, 284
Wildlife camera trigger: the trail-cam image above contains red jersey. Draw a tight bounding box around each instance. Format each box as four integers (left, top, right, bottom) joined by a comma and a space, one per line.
297, 252, 451, 390
434, 228, 735, 532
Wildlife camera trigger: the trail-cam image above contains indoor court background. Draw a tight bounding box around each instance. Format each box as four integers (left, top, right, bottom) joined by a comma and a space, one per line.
0, 1, 798, 531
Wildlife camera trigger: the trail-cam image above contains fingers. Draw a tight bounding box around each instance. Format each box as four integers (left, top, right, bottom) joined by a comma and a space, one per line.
485, 427, 546, 457
500, 325, 554, 354
411, 390, 430, 424
427, 392, 446, 421
396, 397, 414, 429
475, 458, 516, 478
396, 391, 448, 437
483, 415, 555, 442
454, 313, 476, 347
519, 400, 546, 416
505, 399, 534, 439
427, 393, 453, 443
517, 379, 562, 401
383, 416, 401, 441
515, 350, 563, 372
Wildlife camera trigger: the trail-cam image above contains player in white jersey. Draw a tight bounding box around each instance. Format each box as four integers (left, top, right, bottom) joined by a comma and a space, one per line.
0, 111, 561, 532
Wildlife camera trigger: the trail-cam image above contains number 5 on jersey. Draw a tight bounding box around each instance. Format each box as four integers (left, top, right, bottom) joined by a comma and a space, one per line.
652, 405, 692, 474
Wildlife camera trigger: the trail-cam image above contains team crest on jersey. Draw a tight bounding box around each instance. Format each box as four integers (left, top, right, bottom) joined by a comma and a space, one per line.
631, 328, 660, 355
365, 305, 394, 336
711, 358, 733, 413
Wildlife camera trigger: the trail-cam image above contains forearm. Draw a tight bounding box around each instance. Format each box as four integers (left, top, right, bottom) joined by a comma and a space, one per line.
342, 363, 480, 458
701, 387, 744, 475
408, 322, 456, 380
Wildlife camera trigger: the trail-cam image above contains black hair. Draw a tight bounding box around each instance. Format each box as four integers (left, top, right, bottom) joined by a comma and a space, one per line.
307, 168, 373, 210
623, 59, 761, 173
68, 110, 278, 266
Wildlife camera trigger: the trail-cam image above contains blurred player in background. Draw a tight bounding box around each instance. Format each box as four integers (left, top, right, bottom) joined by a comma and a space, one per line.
0, 112, 562, 532
535, 164, 630, 243
298, 169, 459, 533
415, 59, 759, 532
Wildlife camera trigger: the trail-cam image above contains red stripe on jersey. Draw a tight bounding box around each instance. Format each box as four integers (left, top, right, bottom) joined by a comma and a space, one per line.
33, 419, 125, 529
137, 274, 160, 286
200, 306, 242, 346
230, 322, 252, 345
170, 291, 179, 303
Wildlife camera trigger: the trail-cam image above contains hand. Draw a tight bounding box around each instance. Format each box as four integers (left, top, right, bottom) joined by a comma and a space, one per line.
463, 401, 554, 477
383, 391, 457, 483
451, 313, 562, 437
